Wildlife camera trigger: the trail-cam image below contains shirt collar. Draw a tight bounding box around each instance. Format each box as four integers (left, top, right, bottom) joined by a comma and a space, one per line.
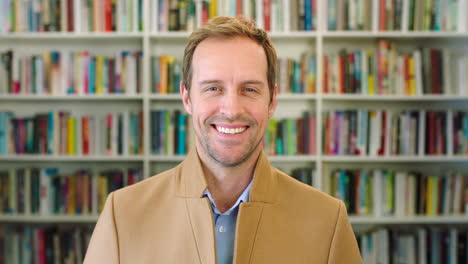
203, 180, 253, 216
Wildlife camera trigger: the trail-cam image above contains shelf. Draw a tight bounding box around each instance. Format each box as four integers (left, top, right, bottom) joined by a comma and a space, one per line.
277, 94, 317, 100
0, 32, 143, 40
149, 31, 191, 39
1, 31, 467, 40
149, 31, 318, 40
0, 94, 144, 101
148, 94, 182, 100
3, 215, 466, 224
269, 31, 318, 39
350, 216, 468, 225
268, 155, 317, 162
3, 94, 465, 102
322, 31, 468, 39
0, 155, 145, 162
149, 155, 317, 162
149, 155, 186, 162
0, 214, 98, 223
148, 93, 317, 101
322, 155, 468, 162
321, 94, 468, 101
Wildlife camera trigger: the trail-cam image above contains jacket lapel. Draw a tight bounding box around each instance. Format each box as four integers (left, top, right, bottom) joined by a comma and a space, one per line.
176, 149, 277, 264
176, 149, 216, 264
233, 202, 264, 264
233, 152, 278, 264
185, 198, 216, 264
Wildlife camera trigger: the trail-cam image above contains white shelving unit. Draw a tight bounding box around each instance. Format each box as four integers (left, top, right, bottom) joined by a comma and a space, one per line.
0, 0, 467, 226
1, 214, 466, 226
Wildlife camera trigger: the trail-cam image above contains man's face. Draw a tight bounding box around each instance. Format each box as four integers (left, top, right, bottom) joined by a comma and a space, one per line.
181, 37, 277, 167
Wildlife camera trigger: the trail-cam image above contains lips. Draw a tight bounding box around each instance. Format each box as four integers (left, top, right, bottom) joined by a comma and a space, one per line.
214, 125, 248, 134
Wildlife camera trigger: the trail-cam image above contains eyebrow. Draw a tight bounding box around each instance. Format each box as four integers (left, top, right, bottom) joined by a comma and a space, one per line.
198, 79, 265, 86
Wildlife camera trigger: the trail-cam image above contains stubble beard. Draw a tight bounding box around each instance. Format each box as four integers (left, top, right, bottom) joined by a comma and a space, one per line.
204, 132, 263, 167
197, 120, 264, 167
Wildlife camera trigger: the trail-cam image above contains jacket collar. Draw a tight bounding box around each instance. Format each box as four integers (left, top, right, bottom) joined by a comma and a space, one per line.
175, 148, 277, 204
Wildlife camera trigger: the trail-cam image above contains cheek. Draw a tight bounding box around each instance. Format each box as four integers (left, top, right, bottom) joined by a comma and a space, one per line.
251, 108, 271, 127
192, 106, 213, 125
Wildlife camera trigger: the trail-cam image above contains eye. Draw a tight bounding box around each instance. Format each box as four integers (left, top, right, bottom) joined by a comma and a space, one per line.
245, 87, 256, 92
206, 86, 219, 92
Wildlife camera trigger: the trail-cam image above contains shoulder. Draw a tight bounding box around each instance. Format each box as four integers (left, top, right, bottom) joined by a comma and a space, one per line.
273, 168, 343, 216
112, 165, 180, 210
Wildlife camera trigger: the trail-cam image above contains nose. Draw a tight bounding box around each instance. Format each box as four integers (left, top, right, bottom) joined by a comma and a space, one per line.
219, 89, 244, 119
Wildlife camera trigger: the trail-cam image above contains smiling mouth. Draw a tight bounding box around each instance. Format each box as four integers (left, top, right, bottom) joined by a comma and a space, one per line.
212, 125, 248, 134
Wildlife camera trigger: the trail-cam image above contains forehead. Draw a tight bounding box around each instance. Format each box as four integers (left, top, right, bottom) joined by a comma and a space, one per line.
191, 37, 268, 82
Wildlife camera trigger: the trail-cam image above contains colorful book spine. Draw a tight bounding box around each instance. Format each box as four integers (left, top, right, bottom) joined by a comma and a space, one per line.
0, 110, 143, 156
0, 0, 143, 33
0, 226, 95, 263
322, 41, 468, 95
330, 169, 468, 217
0, 167, 142, 216
151, 110, 190, 155
0, 50, 143, 96
264, 113, 316, 156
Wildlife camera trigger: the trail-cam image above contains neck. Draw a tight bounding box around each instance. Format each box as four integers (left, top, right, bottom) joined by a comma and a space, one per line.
197, 146, 261, 213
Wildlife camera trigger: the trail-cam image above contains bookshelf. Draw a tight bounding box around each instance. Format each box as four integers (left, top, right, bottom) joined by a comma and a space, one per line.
1, 0, 468, 261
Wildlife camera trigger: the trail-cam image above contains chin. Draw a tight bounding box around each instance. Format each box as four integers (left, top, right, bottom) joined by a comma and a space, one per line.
209, 148, 255, 167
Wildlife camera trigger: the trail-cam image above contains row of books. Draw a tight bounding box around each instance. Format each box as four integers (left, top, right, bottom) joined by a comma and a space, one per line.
323, 40, 468, 95
277, 54, 317, 94
151, 110, 317, 157
151, 53, 317, 94
0, 0, 143, 33
150, 110, 193, 155
264, 112, 316, 156
0, 226, 92, 264
290, 167, 315, 186
323, 110, 468, 156
359, 228, 467, 263
327, 0, 468, 32
0, 50, 143, 95
153, 0, 317, 32
0, 167, 142, 215
151, 56, 182, 94
327, 0, 373, 31
330, 169, 468, 217
0, 111, 144, 156
375, 0, 467, 32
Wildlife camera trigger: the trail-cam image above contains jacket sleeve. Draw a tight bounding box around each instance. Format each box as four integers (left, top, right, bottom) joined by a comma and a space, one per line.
327, 201, 363, 264
84, 192, 120, 264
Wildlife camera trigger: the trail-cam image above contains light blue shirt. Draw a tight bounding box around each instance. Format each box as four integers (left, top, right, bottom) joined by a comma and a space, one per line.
203, 180, 253, 264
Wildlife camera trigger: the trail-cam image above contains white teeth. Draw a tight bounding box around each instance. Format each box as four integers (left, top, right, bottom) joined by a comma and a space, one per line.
216, 126, 246, 134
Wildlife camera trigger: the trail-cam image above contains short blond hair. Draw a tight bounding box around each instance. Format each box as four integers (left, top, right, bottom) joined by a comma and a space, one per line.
183, 16, 277, 103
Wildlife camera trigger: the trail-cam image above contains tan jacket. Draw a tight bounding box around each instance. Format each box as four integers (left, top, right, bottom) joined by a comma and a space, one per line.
84, 150, 362, 263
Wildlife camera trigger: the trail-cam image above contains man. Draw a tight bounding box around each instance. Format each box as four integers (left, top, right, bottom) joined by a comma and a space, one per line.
84, 17, 362, 264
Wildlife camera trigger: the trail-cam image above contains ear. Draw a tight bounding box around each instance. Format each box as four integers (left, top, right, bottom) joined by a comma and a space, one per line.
268, 84, 278, 118
181, 81, 192, 115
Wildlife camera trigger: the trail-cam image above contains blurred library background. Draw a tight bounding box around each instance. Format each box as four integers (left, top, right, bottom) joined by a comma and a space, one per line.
0, 0, 468, 263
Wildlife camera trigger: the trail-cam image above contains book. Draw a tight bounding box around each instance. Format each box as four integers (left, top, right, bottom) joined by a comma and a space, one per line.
329, 168, 468, 217
322, 41, 467, 95
0, 0, 143, 33
0, 167, 142, 216
156, 0, 315, 32
0, 110, 143, 156
0, 226, 93, 262
322, 109, 460, 157
0, 50, 143, 95
277, 53, 317, 94
152, 55, 180, 94
151, 109, 191, 155
264, 112, 316, 155
359, 227, 468, 263
328, 0, 468, 31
